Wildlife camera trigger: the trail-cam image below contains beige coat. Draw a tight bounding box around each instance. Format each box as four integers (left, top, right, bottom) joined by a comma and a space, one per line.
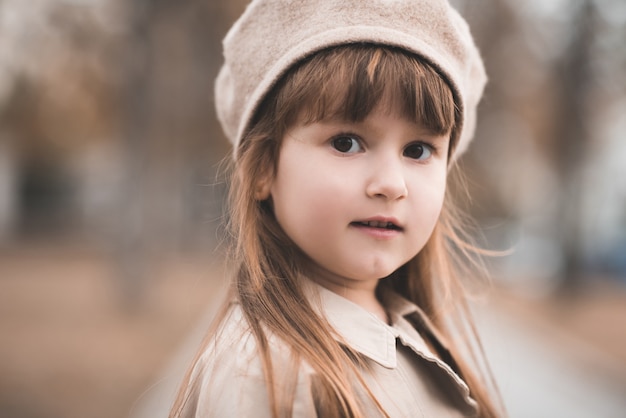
181, 284, 478, 417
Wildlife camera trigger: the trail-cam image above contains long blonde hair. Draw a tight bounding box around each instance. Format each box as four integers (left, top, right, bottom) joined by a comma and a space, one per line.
171, 44, 502, 418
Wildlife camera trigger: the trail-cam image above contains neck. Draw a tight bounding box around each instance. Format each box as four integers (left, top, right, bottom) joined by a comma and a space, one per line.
302, 263, 389, 324
336, 286, 388, 324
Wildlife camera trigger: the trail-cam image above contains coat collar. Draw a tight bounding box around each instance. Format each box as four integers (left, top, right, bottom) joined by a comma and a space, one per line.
304, 282, 444, 368
304, 282, 479, 413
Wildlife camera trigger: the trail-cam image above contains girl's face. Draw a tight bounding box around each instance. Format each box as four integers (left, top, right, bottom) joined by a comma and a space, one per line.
268, 106, 450, 292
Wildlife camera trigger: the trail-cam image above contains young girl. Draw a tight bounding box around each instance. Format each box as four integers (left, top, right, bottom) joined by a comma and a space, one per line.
172, 0, 501, 416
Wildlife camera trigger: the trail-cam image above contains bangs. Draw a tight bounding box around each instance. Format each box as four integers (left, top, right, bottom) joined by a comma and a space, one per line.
272, 44, 457, 141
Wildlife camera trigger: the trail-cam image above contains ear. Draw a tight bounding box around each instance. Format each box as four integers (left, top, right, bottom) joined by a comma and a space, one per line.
254, 171, 273, 201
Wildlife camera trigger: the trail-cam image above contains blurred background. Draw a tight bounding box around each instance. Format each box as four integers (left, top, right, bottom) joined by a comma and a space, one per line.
0, 0, 624, 417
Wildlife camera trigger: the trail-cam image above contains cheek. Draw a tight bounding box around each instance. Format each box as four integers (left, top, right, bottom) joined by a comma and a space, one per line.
270, 150, 354, 252
271, 153, 317, 227
272, 165, 341, 226
427, 176, 447, 214
409, 170, 447, 232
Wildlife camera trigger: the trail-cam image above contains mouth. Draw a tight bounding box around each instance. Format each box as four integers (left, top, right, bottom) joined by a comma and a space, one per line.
350, 220, 403, 231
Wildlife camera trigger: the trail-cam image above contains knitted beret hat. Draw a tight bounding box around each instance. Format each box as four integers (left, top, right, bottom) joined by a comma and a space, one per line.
216, 0, 487, 159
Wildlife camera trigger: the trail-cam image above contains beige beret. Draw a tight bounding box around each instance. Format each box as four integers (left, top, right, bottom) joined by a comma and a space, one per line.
216, 0, 487, 159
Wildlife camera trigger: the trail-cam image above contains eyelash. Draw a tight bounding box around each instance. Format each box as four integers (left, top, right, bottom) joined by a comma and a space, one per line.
404, 142, 435, 160
329, 133, 436, 161
330, 134, 363, 154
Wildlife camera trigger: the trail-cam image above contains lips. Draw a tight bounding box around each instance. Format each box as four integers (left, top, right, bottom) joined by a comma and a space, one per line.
350, 219, 403, 231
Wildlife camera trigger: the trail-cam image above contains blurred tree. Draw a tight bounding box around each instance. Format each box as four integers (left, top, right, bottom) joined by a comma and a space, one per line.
458, 0, 626, 291
550, 0, 596, 291
112, 0, 248, 307
0, 0, 249, 305
0, 0, 120, 233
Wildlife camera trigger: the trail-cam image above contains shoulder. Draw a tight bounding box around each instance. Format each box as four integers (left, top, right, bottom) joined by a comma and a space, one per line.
201, 302, 309, 375
205, 302, 258, 366
185, 303, 317, 417
194, 303, 265, 389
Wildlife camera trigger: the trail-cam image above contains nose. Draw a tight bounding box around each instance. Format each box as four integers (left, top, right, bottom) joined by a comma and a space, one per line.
365, 156, 408, 200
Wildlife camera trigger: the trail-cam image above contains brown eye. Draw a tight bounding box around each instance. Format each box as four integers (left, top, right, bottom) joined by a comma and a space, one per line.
331, 135, 362, 153
403, 143, 432, 160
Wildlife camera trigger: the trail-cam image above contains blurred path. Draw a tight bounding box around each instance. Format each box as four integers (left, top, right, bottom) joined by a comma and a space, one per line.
131, 293, 225, 418
475, 297, 626, 418
0, 242, 222, 418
